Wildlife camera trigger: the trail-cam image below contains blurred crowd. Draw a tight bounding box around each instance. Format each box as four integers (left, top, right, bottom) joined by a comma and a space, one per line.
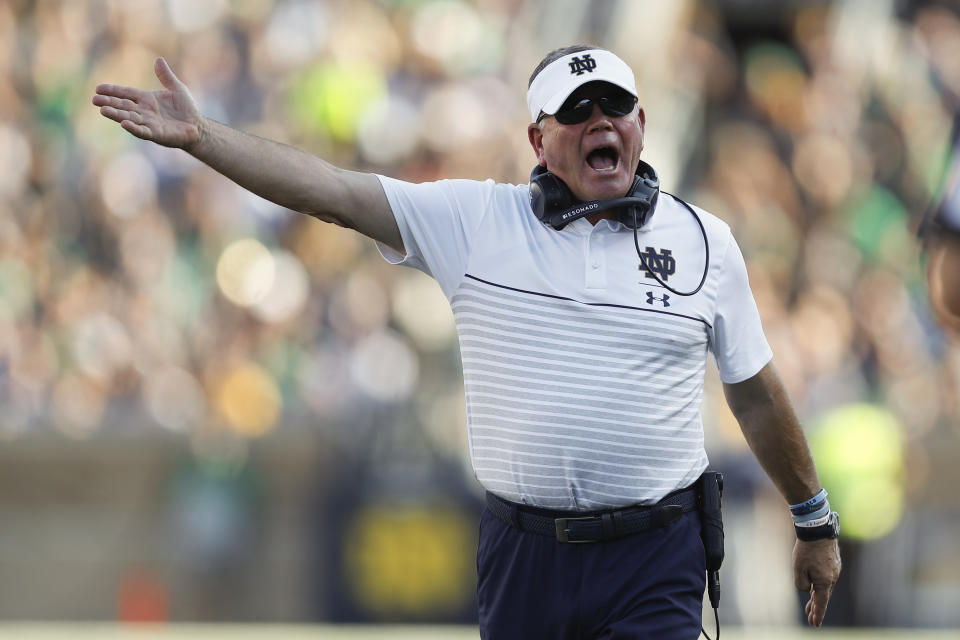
2, 0, 960, 626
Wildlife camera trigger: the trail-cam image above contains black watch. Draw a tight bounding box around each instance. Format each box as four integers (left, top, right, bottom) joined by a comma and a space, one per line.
795, 511, 840, 541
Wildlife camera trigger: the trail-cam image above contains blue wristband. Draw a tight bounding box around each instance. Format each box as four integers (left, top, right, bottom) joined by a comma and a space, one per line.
792, 502, 831, 524
789, 488, 828, 516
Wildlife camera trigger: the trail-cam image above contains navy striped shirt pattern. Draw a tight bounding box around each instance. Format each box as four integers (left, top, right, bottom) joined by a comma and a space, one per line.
453, 277, 710, 510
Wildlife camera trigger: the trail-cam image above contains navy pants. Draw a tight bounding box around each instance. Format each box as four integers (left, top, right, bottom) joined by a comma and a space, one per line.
477, 503, 706, 640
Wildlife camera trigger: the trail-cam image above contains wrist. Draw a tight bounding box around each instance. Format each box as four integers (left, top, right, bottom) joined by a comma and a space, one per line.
789, 488, 828, 516
795, 511, 840, 541
184, 115, 208, 154
790, 488, 839, 541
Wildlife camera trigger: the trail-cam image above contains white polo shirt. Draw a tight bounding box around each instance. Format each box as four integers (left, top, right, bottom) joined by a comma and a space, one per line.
376, 175, 772, 511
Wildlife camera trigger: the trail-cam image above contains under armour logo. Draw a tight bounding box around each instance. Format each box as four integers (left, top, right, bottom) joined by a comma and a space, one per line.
646, 292, 670, 307
568, 54, 597, 76
639, 247, 676, 281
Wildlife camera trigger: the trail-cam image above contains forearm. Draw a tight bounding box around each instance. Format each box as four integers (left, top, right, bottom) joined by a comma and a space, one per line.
724, 363, 821, 504
187, 118, 400, 247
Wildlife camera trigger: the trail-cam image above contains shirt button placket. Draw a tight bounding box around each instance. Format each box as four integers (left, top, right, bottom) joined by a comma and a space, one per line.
585, 227, 607, 289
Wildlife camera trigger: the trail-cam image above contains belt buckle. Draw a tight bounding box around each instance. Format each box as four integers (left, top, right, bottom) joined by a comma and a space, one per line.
555, 516, 599, 543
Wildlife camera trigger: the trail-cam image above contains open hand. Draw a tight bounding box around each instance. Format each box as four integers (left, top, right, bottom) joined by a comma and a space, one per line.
794, 538, 841, 627
92, 57, 202, 149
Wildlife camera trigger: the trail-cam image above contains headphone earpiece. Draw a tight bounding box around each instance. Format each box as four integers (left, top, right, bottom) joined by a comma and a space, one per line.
528, 160, 660, 230
528, 165, 575, 224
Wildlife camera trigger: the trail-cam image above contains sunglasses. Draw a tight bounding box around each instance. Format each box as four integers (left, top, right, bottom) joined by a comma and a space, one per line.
539, 90, 638, 125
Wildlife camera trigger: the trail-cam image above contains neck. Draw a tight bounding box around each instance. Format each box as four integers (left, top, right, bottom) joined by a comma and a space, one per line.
586, 210, 618, 225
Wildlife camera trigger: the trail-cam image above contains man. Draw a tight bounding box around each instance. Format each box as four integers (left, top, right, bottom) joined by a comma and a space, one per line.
926, 119, 960, 337
93, 45, 841, 638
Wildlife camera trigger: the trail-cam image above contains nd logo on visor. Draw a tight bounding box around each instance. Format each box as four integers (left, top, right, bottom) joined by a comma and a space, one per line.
568, 54, 597, 75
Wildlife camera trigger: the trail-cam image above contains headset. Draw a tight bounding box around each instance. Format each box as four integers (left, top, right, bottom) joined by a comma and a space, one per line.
529, 159, 710, 296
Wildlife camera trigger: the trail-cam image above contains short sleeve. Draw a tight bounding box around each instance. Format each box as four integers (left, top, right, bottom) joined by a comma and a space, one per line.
709, 234, 773, 383
375, 175, 495, 298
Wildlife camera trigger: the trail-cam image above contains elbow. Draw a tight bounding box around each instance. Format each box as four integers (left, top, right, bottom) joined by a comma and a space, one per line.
299, 167, 357, 229
308, 209, 353, 230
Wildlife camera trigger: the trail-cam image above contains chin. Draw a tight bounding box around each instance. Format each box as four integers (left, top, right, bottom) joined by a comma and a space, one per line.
579, 176, 632, 202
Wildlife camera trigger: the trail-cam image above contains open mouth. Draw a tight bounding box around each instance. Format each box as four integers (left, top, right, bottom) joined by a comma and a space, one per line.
586, 146, 620, 172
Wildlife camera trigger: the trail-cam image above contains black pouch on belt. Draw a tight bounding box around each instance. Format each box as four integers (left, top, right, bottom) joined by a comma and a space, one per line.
698, 471, 725, 608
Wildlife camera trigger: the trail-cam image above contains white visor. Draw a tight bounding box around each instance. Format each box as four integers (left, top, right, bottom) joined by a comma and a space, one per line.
526, 49, 638, 122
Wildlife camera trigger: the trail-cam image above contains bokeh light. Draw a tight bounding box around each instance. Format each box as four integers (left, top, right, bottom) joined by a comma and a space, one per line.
328, 269, 390, 338
216, 238, 276, 308
143, 365, 207, 433
350, 330, 419, 402
213, 361, 282, 437
51, 373, 106, 439
392, 270, 456, 352
410, 0, 502, 75
249, 250, 310, 324
0, 124, 31, 197
287, 62, 386, 142
260, 0, 328, 69
71, 312, 134, 381
165, 0, 227, 33
100, 151, 159, 219
357, 95, 422, 165
0, 258, 34, 322
810, 403, 905, 541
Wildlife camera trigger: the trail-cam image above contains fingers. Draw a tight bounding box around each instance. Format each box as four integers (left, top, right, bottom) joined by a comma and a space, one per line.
805, 586, 816, 626
94, 83, 144, 102
154, 57, 183, 91
92, 94, 138, 111
808, 581, 833, 627
793, 540, 841, 627
100, 104, 153, 140
797, 571, 835, 627
98, 105, 144, 126
120, 119, 153, 140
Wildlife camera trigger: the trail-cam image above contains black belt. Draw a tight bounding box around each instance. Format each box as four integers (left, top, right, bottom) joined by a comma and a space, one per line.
485, 486, 699, 544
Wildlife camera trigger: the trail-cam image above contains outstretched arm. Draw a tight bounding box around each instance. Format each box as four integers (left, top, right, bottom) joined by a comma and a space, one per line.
723, 362, 842, 628
92, 58, 402, 253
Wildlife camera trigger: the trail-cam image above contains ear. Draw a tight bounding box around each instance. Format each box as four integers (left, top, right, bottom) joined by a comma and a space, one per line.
527, 122, 547, 167
637, 107, 646, 152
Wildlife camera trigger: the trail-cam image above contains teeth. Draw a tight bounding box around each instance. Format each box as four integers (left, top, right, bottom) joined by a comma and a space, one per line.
586, 147, 619, 173
588, 158, 619, 173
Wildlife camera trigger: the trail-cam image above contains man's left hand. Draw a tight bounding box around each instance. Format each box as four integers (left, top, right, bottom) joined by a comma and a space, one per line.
793, 538, 841, 627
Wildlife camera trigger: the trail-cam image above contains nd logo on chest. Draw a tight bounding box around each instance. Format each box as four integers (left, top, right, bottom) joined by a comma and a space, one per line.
640, 247, 676, 307
639, 246, 675, 281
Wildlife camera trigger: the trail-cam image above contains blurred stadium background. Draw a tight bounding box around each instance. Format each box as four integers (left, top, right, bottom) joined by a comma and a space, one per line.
2, 0, 960, 636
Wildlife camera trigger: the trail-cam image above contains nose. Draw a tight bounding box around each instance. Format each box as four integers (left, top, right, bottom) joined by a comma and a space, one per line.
586, 104, 613, 131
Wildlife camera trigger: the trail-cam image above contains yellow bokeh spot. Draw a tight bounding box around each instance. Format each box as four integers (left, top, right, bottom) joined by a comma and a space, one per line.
809, 403, 905, 541
344, 504, 475, 616
288, 63, 386, 141
214, 362, 282, 438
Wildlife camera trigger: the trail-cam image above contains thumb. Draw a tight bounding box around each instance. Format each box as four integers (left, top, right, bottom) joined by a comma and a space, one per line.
154, 57, 183, 91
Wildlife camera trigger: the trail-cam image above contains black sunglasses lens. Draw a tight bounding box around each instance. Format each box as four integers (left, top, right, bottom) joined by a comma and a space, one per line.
599, 93, 637, 116
554, 99, 594, 125
553, 93, 636, 124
